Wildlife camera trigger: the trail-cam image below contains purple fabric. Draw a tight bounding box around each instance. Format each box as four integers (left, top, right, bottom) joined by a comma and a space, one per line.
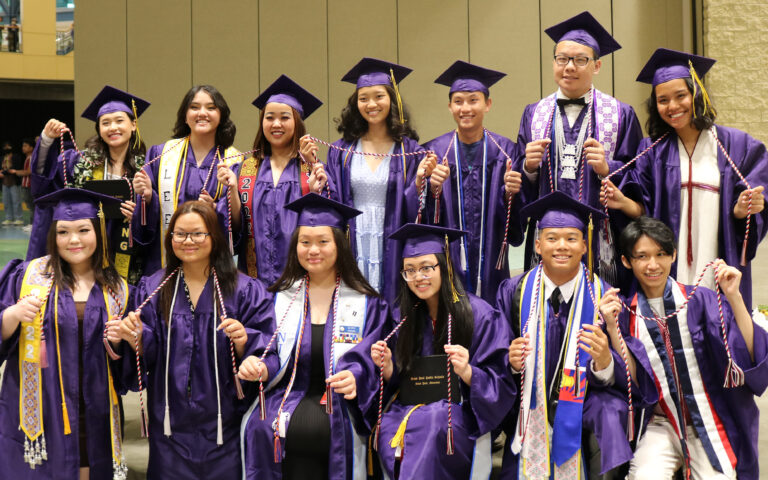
652, 65, 692, 87
96, 100, 132, 119
0, 259, 135, 479
515, 96, 643, 272
495, 272, 637, 476
620, 283, 768, 479
355, 72, 391, 88
402, 238, 444, 257
539, 210, 584, 230
559, 29, 600, 55
450, 78, 488, 96
126, 270, 274, 479
132, 142, 235, 277
286, 193, 362, 229
265, 94, 303, 117
81, 85, 149, 122
373, 295, 515, 478
241, 294, 393, 480
622, 125, 768, 309
636, 48, 716, 86
324, 137, 423, 304
422, 130, 524, 302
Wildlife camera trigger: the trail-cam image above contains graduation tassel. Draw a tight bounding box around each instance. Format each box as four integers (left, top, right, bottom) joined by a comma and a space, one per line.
367, 434, 375, 476
390, 68, 408, 183
53, 287, 72, 435
273, 433, 282, 464
446, 426, 455, 455
39, 336, 48, 369
587, 214, 594, 278
258, 382, 266, 421
163, 405, 172, 436
325, 384, 334, 415
216, 413, 223, 446
99, 203, 109, 268
131, 99, 143, 151
446, 235, 460, 303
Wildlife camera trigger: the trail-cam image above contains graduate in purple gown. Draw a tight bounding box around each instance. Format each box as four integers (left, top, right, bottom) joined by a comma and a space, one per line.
117, 201, 274, 479
599, 216, 768, 479
216, 75, 325, 285
364, 223, 515, 479
300, 57, 434, 303
516, 11, 642, 282
0, 189, 133, 479
605, 49, 767, 309
132, 85, 243, 276
496, 192, 655, 479
237, 194, 393, 480
28, 86, 150, 284
418, 61, 524, 304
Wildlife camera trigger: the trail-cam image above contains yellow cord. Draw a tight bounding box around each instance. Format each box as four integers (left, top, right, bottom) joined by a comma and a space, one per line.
53, 286, 71, 435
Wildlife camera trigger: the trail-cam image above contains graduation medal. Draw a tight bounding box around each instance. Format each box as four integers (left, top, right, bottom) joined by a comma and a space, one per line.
560, 144, 578, 180
18, 256, 54, 469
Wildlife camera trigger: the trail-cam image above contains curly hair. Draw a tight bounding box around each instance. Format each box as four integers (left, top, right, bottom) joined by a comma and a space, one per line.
172, 85, 236, 148
645, 77, 716, 140
334, 84, 419, 143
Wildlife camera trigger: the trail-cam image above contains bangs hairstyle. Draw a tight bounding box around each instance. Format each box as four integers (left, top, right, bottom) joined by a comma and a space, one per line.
160, 201, 238, 322
84, 110, 147, 179
46, 218, 122, 294
252, 105, 306, 161
618, 216, 677, 261
395, 252, 473, 377
646, 77, 717, 140
335, 84, 419, 143
270, 226, 377, 297
172, 85, 237, 148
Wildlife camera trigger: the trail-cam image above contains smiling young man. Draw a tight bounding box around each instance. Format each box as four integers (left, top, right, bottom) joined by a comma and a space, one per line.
418, 61, 524, 303
516, 11, 643, 281
599, 216, 768, 479
496, 192, 644, 479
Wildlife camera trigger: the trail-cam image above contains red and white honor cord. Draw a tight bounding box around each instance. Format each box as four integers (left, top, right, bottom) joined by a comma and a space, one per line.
484, 129, 516, 270
211, 267, 245, 400
516, 262, 542, 443
298, 150, 332, 198
445, 312, 455, 455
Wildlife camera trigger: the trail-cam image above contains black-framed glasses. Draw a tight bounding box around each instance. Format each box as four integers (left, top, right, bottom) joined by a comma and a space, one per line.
554, 54, 594, 67
401, 264, 439, 281
171, 231, 211, 243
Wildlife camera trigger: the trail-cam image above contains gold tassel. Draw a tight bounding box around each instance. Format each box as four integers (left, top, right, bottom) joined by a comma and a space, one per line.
98, 202, 109, 268
131, 99, 142, 150
54, 287, 71, 435
390, 68, 408, 182
587, 215, 594, 278
445, 235, 460, 303
689, 60, 716, 119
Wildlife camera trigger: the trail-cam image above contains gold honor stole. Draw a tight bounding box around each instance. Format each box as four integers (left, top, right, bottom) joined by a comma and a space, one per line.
159, 138, 242, 267
88, 164, 133, 281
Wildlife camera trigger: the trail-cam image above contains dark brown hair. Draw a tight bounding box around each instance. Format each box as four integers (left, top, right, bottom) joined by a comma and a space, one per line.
335, 84, 419, 143
160, 201, 238, 322
45, 218, 122, 294
83, 111, 147, 179
645, 77, 717, 140
251, 106, 306, 161
172, 85, 236, 149
270, 226, 377, 297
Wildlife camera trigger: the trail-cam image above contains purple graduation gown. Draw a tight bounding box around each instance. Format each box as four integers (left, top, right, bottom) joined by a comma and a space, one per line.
619, 281, 768, 480
324, 137, 423, 303
132, 142, 237, 277
622, 125, 768, 309
240, 293, 393, 480
130, 270, 275, 479
0, 259, 134, 479
218, 157, 304, 287
27, 139, 142, 267
515, 97, 643, 271
494, 271, 656, 477
372, 294, 515, 479
422, 131, 523, 303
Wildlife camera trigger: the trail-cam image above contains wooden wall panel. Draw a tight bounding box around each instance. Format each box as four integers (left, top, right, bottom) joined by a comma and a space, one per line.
192, 0, 259, 151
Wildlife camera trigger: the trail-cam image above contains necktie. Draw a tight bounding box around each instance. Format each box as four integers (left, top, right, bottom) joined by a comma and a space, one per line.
551, 287, 562, 315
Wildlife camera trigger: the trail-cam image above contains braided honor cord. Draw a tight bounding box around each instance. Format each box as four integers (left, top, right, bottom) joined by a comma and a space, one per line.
484, 129, 516, 270
211, 267, 245, 400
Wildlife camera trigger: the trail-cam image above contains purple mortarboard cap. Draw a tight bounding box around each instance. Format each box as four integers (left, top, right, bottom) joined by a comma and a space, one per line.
545, 11, 621, 57
341, 57, 412, 89
36, 188, 122, 222
521, 191, 606, 233
81, 85, 150, 122
389, 223, 466, 258
284, 193, 362, 230
636, 48, 716, 87
435, 60, 506, 96
252, 74, 323, 120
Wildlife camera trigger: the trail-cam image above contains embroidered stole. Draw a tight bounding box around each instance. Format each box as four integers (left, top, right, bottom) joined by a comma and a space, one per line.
630, 281, 737, 477
513, 264, 600, 479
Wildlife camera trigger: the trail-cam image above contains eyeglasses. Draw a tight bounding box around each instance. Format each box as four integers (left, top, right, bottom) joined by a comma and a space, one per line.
171, 231, 211, 243
401, 264, 439, 281
554, 55, 594, 67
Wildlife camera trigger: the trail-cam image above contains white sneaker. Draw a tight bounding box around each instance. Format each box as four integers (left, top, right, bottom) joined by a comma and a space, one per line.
1, 220, 11, 226
21, 225, 32, 232
13, 220, 24, 226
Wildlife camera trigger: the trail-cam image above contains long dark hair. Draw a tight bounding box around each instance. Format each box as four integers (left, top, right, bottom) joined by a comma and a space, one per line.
251, 106, 306, 161
335, 84, 419, 143
83, 111, 147, 179
172, 85, 236, 148
159, 201, 238, 322
645, 77, 717, 140
45, 218, 122, 294
395, 253, 474, 376
270, 226, 377, 297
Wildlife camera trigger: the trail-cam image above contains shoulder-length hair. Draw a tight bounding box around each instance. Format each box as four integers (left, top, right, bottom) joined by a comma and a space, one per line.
83, 111, 147, 179
172, 85, 237, 148
252, 106, 306, 161
160, 200, 238, 322
270, 226, 377, 297
645, 77, 717, 140
334, 84, 419, 143
394, 252, 474, 377
45, 218, 122, 294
